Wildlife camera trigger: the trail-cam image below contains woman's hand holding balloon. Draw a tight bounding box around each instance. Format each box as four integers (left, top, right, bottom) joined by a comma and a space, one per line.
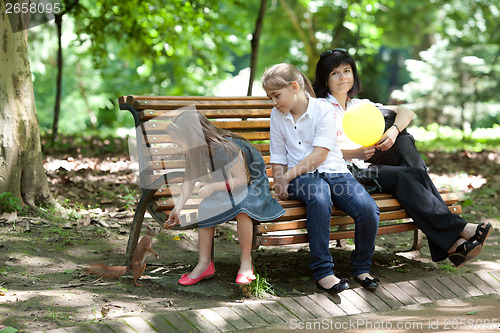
354, 146, 376, 160
375, 126, 398, 151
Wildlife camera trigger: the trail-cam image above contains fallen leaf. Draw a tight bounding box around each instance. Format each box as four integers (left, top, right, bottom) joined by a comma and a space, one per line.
101, 305, 110, 318
0, 212, 17, 223
173, 236, 181, 240
98, 221, 110, 228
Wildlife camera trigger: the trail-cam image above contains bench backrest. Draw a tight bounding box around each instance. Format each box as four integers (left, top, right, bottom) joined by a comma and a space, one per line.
119, 96, 275, 189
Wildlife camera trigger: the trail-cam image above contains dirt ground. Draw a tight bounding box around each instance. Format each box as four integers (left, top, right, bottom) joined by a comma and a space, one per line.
0, 149, 499, 332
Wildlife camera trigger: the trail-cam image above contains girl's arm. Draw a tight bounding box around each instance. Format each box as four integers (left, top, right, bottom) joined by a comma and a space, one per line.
271, 163, 289, 200
198, 155, 248, 198
284, 147, 329, 182
273, 147, 329, 200
375, 105, 415, 151
164, 179, 196, 228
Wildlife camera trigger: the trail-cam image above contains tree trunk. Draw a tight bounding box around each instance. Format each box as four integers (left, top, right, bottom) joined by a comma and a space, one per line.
0, 4, 55, 210
52, 13, 63, 143
247, 0, 268, 96
75, 59, 98, 129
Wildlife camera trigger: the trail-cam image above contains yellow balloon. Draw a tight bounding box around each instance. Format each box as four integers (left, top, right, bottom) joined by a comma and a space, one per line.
342, 103, 385, 146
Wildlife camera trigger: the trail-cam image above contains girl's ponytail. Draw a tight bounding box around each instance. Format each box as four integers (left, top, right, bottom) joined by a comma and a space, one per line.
300, 72, 316, 98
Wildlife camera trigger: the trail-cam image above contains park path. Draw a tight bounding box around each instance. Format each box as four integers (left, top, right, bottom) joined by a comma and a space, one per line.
36, 270, 500, 333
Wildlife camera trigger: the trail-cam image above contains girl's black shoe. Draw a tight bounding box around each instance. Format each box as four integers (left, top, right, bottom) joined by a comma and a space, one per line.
316, 278, 349, 294
354, 276, 380, 290
471, 222, 492, 245
448, 240, 483, 268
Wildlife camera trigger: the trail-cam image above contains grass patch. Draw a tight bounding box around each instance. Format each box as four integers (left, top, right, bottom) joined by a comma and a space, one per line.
0, 193, 24, 214
249, 274, 276, 298
439, 262, 457, 273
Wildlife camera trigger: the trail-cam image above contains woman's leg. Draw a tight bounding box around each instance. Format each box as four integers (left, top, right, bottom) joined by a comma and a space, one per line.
188, 226, 215, 278
393, 135, 428, 170
236, 213, 253, 276
366, 134, 427, 170
447, 223, 482, 253
372, 165, 467, 261
288, 172, 340, 286
322, 172, 379, 278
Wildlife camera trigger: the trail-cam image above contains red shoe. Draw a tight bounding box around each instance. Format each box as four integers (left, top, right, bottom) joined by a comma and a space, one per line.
235, 264, 256, 285
179, 261, 215, 286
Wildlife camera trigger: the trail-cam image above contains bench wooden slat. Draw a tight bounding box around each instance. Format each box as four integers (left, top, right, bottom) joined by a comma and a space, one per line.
148, 160, 186, 170
152, 192, 460, 221
142, 144, 268, 157
124, 95, 270, 103
135, 100, 272, 110
123, 95, 272, 108
140, 109, 272, 121
254, 206, 462, 233
145, 132, 270, 143
215, 120, 271, 130
256, 222, 420, 246
143, 120, 271, 132
150, 189, 456, 206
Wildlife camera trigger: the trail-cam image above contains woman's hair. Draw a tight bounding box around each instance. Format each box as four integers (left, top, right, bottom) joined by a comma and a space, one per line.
167, 110, 249, 181
261, 63, 316, 97
313, 49, 361, 98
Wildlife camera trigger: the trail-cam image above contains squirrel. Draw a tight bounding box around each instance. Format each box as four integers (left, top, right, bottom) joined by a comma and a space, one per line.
86, 225, 160, 287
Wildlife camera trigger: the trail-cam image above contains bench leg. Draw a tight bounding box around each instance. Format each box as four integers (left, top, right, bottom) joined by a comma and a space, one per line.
412, 229, 423, 251
125, 191, 151, 266
252, 222, 261, 250
335, 225, 347, 248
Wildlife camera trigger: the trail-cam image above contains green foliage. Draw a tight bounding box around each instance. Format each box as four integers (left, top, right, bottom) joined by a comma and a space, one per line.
0, 193, 23, 214
122, 187, 137, 210
392, 40, 500, 130
26, 0, 500, 135
412, 124, 500, 153
72, 0, 249, 93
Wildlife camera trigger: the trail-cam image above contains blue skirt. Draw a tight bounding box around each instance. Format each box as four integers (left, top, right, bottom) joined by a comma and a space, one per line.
197, 138, 285, 228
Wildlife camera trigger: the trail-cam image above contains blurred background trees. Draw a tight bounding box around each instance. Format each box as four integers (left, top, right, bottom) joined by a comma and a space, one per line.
27, 0, 500, 136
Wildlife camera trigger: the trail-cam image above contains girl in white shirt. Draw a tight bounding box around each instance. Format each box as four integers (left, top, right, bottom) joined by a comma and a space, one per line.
262, 63, 381, 292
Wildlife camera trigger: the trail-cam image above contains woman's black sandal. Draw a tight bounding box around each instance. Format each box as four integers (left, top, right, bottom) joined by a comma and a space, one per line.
471, 222, 492, 245
354, 276, 380, 291
448, 240, 483, 268
316, 278, 349, 294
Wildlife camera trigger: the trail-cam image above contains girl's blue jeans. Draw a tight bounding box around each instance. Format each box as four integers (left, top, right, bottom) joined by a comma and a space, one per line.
288, 171, 379, 280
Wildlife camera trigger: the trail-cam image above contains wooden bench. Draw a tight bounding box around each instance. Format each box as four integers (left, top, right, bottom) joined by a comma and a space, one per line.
118, 95, 462, 264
